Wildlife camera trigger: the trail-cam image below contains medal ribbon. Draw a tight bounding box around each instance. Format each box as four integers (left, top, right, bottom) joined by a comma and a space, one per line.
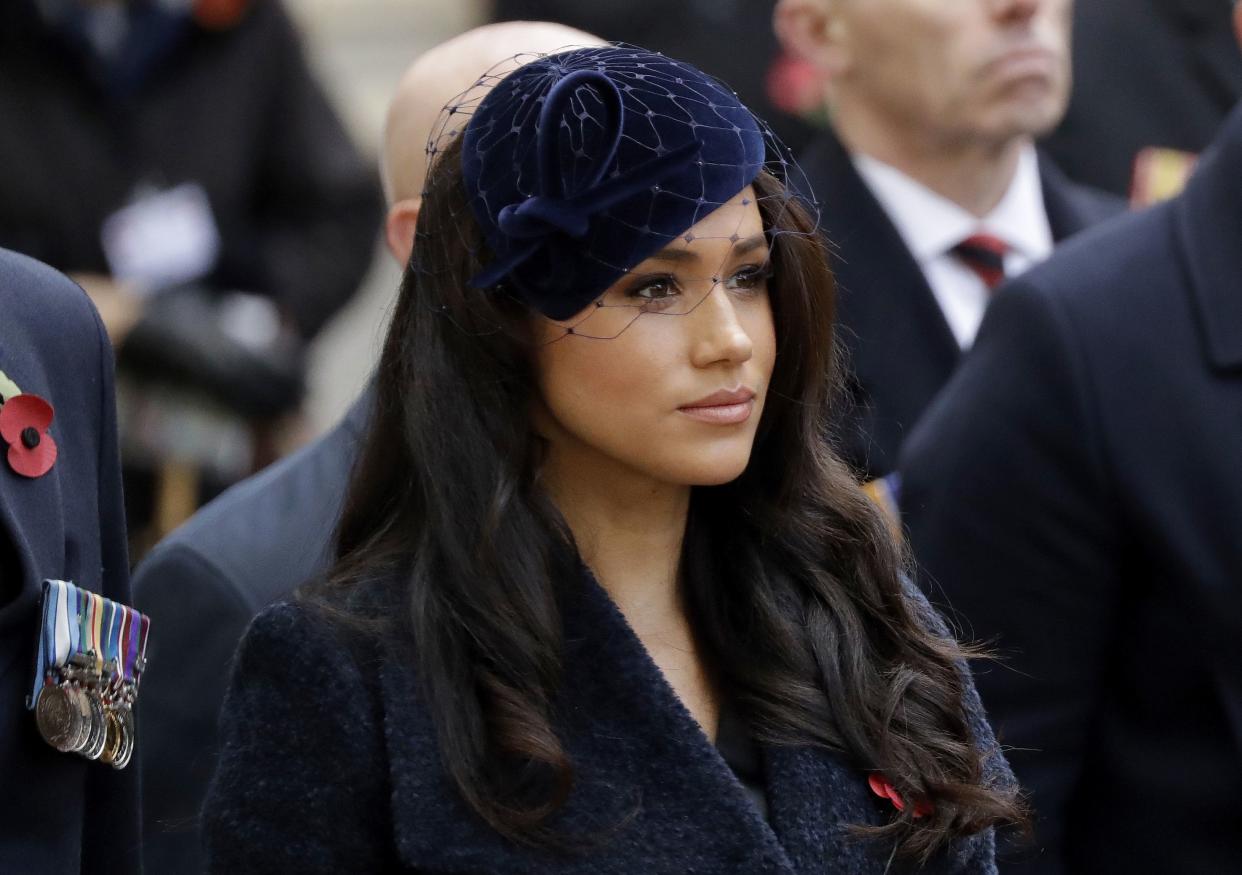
28, 580, 81, 708
120, 607, 132, 684
56, 580, 72, 667
76, 585, 90, 663
100, 598, 118, 693
89, 591, 104, 676
137, 613, 150, 686
29, 581, 58, 707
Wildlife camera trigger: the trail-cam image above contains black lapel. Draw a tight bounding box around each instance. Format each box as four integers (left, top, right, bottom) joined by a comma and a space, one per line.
801, 129, 959, 472
1037, 151, 1126, 241
1175, 103, 1242, 373
380, 566, 798, 873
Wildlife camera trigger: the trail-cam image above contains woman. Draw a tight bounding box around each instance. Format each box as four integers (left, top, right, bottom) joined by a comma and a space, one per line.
204, 46, 1020, 873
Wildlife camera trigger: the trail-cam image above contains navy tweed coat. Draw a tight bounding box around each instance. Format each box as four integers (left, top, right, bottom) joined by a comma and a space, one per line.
204, 567, 1011, 874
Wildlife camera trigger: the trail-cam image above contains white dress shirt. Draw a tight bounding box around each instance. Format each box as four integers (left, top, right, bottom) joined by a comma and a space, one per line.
852, 145, 1054, 349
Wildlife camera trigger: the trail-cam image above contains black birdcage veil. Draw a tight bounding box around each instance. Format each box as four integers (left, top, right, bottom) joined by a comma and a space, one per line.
417, 44, 821, 342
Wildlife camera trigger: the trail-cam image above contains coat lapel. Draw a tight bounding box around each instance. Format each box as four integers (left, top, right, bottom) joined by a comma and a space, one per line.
1037, 152, 1125, 241
375, 563, 1000, 872
380, 566, 799, 873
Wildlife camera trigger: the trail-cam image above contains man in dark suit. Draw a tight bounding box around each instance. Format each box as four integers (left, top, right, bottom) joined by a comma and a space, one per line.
898, 8, 1242, 869
131, 23, 604, 874
0, 249, 137, 872
1042, 0, 1242, 198
774, 0, 1122, 477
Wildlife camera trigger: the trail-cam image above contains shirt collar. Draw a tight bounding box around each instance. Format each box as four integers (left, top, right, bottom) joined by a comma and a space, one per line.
851, 144, 1053, 263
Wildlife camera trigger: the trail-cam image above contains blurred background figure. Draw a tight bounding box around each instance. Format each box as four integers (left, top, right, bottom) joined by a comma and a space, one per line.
132, 22, 603, 875
899, 5, 1242, 871
0, 0, 382, 553
489, 0, 816, 153
773, 0, 1123, 480
1042, 0, 1242, 204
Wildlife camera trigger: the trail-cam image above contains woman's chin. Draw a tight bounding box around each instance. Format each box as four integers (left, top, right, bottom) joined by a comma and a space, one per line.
666, 453, 754, 488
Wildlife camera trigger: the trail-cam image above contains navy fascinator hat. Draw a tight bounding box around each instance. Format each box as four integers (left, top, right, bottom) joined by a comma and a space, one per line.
459, 46, 775, 321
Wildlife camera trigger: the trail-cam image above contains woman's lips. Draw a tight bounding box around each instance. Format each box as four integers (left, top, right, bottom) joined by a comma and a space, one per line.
678, 388, 756, 425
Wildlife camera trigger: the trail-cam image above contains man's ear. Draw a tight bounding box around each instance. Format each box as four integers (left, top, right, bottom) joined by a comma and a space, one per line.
773, 0, 852, 79
1234, 1, 1242, 49
385, 197, 421, 268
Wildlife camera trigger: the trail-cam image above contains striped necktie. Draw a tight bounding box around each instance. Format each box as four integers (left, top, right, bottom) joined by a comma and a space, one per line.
951, 233, 1009, 291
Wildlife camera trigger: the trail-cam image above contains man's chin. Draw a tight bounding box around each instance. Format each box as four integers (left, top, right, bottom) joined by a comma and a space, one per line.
984, 93, 1069, 142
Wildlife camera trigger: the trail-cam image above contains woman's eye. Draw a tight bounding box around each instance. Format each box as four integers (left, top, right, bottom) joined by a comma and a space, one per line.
628, 275, 680, 301
725, 263, 772, 292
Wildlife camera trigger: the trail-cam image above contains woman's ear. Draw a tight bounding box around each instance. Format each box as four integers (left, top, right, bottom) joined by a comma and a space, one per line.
773, 0, 853, 80
385, 197, 422, 268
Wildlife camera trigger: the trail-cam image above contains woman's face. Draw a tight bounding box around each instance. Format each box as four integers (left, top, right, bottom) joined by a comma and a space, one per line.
532, 187, 777, 488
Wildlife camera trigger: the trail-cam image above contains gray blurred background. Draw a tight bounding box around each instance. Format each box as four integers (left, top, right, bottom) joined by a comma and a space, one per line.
288, 0, 486, 436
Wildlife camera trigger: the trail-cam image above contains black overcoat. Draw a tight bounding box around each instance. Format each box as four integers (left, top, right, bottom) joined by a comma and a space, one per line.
799, 129, 1124, 478
899, 103, 1242, 872
203, 569, 1012, 874
0, 249, 137, 873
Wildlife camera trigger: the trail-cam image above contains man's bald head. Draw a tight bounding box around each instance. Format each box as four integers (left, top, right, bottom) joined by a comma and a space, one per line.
381, 22, 605, 208
379, 22, 605, 265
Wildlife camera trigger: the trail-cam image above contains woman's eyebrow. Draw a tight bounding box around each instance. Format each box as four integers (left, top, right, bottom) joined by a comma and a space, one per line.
732, 234, 769, 257
645, 232, 769, 265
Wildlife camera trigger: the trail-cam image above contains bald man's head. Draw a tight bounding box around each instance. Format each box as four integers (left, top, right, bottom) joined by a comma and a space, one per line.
380, 22, 605, 265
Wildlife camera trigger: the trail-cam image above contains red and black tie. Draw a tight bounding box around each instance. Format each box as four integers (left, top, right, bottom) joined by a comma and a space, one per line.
951, 233, 1009, 291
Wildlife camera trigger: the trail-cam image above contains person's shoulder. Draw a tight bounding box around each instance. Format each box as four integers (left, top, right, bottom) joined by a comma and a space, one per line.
237, 598, 373, 676
1011, 198, 1176, 316
134, 403, 368, 612
1059, 174, 1128, 226
0, 248, 99, 333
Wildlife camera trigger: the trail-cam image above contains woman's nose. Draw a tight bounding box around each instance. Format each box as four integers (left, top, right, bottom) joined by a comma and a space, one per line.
688, 284, 754, 368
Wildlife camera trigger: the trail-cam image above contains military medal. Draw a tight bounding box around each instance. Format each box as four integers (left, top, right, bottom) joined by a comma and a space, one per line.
28, 581, 151, 768
34, 684, 78, 753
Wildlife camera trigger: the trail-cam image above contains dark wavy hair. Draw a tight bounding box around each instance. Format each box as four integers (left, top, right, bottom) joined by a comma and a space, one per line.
317, 134, 1022, 861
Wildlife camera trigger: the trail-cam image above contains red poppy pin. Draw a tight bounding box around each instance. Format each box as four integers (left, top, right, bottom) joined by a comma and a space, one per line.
0, 393, 58, 478
868, 773, 933, 819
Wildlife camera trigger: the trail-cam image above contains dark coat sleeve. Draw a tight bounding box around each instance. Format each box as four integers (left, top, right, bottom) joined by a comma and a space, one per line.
227, 4, 381, 338
202, 602, 396, 873
898, 283, 1124, 872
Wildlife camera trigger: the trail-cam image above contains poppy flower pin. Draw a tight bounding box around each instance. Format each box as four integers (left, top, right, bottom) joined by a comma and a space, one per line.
0, 370, 58, 479
868, 773, 933, 819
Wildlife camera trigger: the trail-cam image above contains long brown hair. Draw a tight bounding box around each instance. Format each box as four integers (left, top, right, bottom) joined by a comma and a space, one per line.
318, 134, 1022, 860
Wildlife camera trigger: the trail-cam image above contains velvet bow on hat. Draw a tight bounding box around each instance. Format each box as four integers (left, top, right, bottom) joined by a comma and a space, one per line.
461, 46, 767, 320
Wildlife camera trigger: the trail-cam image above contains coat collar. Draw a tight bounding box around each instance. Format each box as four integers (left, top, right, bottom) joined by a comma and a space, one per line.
1175, 102, 1242, 372
375, 565, 911, 874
